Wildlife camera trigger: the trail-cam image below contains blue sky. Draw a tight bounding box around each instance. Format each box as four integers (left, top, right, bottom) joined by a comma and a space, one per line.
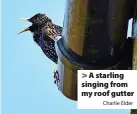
1, 0, 132, 114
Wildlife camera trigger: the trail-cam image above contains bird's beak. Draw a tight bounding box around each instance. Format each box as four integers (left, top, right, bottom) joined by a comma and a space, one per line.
19, 18, 30, 22
18, 27, 30, 34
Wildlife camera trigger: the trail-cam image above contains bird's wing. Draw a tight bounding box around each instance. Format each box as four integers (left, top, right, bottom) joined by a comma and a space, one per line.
33, 27, 58, 64
53, 24, 63, 36
42, 22, 63, 40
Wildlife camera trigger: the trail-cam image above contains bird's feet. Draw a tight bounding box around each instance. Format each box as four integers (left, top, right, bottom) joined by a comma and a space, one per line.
53, 68, 60, 89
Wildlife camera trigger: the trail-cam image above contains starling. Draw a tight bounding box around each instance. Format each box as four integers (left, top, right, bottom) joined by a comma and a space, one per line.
18, 13, 62, 87
18, 13, 63, 64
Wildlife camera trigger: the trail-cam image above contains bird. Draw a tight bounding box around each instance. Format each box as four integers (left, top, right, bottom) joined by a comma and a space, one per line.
18, 13, 63, 63
18, 13, 62, 86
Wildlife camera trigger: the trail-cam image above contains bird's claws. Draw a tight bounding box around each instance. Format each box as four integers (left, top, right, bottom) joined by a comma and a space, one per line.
53, 69, 60, 89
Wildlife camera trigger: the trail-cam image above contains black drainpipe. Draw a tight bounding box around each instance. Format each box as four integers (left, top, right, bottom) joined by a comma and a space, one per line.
56, 0, 134, 100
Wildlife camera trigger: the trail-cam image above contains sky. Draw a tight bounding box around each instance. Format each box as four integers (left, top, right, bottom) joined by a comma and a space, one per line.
1, 0, 132, 114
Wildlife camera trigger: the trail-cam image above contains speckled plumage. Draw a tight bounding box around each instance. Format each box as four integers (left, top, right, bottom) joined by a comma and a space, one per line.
19, 13, 63, 64
28, 13, 62, 40
28, 13, 52, 25
34, 27, 58, 63
19, 13, 62, 86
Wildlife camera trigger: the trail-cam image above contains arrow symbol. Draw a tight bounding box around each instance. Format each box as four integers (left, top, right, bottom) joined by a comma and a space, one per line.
82, 73, 87, 78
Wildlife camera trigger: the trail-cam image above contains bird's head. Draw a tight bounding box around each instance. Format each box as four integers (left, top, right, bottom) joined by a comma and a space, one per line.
18, 24, 38, 34
18, 13, 52, 34
19, 13, 51, 24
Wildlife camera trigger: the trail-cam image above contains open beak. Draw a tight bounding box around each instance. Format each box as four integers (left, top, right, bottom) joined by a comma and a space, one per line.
18, 27, 30, 34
